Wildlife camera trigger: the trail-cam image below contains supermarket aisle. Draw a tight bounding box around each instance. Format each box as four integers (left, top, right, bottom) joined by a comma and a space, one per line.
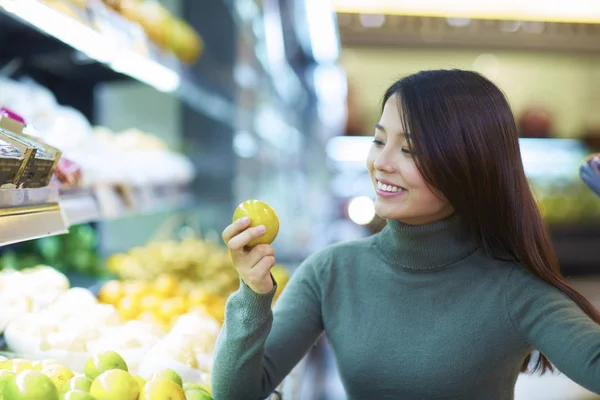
302, 277, 600, 400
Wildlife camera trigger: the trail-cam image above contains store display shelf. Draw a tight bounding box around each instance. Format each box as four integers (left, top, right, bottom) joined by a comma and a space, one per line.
0, 184, 194, 247
0, 202, 68, 247
60, 184, 196, 226
550, 223, 600, 274
0, 185, 68, 247
0, 0, 238, 127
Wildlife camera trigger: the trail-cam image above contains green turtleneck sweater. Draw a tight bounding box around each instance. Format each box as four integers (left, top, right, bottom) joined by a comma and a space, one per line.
211, 215, 600, 400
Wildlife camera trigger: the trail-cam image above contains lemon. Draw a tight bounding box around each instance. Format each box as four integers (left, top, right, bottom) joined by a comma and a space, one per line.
89, 370, 139, 400
39, 360, 60, 369
158, 297, 188, 322
10, 359, 34, 374
97, 280, 123, 307
123, 281, 151, 300
154, 274, 179, 297
150, 369, 182, 388
232, 200, 279, 247
139, 379, 185, 400
29, 362, 42, 371
134, 375, 146, 392
140, 294, 162, 312
84, 351, 128, 381
42, 363, 74, 392
117, 296, 142, 320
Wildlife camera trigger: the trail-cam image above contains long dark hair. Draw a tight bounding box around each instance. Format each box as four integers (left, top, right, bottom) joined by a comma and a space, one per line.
383, 69, 600, 374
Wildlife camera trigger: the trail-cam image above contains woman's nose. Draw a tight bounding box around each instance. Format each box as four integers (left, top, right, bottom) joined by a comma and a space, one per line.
374, 151, 397, 173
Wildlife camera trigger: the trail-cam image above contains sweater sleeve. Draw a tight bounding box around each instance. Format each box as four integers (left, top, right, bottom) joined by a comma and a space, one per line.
506, 265, 600, 393
211, 254, 325, 400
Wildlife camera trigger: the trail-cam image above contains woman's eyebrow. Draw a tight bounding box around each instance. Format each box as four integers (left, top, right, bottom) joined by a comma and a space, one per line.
375, 123, 410, 138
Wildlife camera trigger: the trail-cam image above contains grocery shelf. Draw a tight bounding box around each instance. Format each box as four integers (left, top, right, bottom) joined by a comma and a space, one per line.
551, 223, 600, 275
0, 202, 68, 247
0, 184, 194, 247
0, 186, 68, 247
0, 0, 238, 127
60, 184, 196, 226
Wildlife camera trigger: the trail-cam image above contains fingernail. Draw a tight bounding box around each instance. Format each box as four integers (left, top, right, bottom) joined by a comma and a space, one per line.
240, 217, 250, 224
257, 225, 266, 233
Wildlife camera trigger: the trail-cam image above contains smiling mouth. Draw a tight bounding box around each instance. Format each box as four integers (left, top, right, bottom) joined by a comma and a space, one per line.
376, 180, 406, 193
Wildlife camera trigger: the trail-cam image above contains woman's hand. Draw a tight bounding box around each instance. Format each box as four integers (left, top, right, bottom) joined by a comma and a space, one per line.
222, 217, 276, 294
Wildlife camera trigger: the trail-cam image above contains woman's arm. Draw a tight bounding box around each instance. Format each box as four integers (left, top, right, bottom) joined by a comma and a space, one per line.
211, 255, 325, 400
506, 265, 600, 393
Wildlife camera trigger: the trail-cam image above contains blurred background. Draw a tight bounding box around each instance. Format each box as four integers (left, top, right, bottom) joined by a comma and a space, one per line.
0, 0, 599, 399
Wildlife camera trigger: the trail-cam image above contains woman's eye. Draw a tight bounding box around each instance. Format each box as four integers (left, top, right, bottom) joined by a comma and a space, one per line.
372, 139, 384, 147
401, 147, 413, 155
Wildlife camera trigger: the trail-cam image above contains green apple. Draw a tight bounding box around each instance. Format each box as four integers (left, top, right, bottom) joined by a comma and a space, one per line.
83, 351, 127, 381
150, 368, 183, 388
185, 389, 212, 400
0, 370, 16, 394
88, 370, 139, 400
182, 383, 207, 392
60, 375, 92, 395
3, 370, 58, 400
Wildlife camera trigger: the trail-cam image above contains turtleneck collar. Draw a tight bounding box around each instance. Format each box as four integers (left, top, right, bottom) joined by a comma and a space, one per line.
376, 213, 478, 271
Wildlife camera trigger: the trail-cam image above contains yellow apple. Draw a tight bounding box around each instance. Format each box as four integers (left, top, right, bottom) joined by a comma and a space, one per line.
232, 200, 280, 247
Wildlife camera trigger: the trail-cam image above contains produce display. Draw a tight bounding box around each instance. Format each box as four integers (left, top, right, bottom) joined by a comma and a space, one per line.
102, 236, 291, 322
0, 350, 212, 399
0, 77, 195, 189
533, 180, 600, 224
0, 266, 70, 332
48, 0, 204, 64
105, 0, 203, 64
4, 283, 220, 381
97, 276, 228, 327
2, 268, 287, 392
0, 200, 290, 397
0, 224, 105, 278
105, 237, 240, 301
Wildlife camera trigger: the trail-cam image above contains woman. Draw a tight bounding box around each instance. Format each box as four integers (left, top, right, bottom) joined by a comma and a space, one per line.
212, 69, 600, 399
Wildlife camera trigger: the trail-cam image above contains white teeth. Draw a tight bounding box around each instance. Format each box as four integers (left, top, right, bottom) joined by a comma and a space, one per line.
377, 181, 403, 193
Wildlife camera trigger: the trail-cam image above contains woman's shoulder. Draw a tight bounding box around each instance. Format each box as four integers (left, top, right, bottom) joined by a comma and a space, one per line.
297, 235, 379, 272
314, 235, 378, 260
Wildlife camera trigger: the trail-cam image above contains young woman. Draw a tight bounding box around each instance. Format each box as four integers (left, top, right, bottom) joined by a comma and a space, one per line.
213, 69, 600, 399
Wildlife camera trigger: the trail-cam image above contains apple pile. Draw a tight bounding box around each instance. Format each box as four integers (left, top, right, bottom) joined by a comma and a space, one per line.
0, 350, 212, 399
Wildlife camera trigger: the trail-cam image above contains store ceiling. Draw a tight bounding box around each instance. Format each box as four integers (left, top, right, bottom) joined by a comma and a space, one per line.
336, 13, 600, 53
332, 0, 600, 24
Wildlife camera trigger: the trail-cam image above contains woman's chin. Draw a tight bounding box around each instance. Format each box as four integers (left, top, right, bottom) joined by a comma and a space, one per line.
374, 202, 406, 221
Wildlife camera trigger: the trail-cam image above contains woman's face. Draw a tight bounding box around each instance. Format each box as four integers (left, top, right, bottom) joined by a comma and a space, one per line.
366, 95, 454, 225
